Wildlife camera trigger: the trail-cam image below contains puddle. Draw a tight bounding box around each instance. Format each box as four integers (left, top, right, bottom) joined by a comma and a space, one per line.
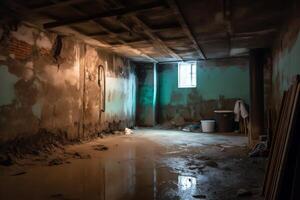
0, 136, 204, 200
0, 130, 263, 200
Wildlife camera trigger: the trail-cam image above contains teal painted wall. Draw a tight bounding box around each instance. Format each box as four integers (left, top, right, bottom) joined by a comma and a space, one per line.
157, 58, 250, 122
136, 63, 156, 126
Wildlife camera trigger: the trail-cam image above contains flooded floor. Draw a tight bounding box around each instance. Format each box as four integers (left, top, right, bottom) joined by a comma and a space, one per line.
0, 129, 266, 200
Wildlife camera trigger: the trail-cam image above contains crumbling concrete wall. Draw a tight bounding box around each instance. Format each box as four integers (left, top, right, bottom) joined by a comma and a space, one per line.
157, 58, 249, 123
0, 23, 136, 143
272, 2, 300, 115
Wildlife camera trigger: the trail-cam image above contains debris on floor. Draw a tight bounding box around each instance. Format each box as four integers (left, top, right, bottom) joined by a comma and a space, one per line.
0, 130, 68, 159
171, 114, 185, 126
249, 142, 268, 157
0, 129, 266, 200
93, 144, 109, 151
182, 124, 201, 132
48, 158, 64, 166
72, 152, 91, 159
125, 128, 133, 135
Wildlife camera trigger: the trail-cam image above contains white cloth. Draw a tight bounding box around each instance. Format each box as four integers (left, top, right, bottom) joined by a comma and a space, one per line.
234, 100, 249, 122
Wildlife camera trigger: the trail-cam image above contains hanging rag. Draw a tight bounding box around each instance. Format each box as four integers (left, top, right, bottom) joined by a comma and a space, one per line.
234, 100, 249, 122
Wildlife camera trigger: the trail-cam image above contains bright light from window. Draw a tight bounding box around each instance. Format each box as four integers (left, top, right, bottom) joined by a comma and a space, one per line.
178, 62, 196, 88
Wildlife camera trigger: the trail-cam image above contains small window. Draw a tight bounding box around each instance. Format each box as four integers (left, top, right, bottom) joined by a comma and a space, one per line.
178, 62, 197, 88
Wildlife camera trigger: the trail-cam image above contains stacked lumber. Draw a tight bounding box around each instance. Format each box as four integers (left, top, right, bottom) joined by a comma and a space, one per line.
263, 75, 300, 200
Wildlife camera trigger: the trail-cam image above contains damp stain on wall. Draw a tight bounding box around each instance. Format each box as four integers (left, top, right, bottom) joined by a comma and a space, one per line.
157, 59, 250, 122
272, 14, 300, 113
0, 23, 137, 143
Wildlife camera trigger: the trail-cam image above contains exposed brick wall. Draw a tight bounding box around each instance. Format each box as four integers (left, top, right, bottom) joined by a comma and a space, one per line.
39, 47, 51, 57
8, 37, 33, 60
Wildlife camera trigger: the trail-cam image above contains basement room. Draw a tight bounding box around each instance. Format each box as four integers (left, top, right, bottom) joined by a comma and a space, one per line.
0, 0, 299, 200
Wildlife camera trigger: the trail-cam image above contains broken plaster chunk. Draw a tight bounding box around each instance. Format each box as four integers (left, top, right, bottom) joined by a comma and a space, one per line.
48, 158, 64, 166
125, 128, 133, 135
93, 145, 109, 151
72, 152, 91, 159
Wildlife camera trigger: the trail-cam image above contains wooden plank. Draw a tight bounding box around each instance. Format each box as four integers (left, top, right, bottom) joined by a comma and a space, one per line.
43, 1, 163, 29
263, 76, 300, 200
273, 80, 300, 200
262, 92, 287, 195
166, 0, 207, 59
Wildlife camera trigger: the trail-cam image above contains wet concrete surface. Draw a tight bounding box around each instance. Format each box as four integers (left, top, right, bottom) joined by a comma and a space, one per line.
0, 129, 266, 200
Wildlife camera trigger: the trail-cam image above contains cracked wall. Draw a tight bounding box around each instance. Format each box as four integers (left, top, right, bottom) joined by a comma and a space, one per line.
0, 23, 136, 143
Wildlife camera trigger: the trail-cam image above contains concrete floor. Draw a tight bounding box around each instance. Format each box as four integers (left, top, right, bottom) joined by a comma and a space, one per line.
0, 129, 266, 200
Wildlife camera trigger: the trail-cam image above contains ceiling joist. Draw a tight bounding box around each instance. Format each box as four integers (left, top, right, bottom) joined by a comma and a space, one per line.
31, 0, 87, 12
166, 0, 207, 60
43, 1, 164, 29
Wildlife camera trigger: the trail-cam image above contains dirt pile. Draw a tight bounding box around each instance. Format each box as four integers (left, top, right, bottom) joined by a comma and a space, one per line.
0, 129, 70, 166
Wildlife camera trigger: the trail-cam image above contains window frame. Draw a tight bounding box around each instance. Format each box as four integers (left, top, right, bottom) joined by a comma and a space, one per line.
178, 61, 197, 88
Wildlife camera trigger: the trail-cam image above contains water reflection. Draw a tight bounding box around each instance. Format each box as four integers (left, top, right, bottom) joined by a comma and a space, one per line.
178, 176, 197, 191
0, 137, 203, 200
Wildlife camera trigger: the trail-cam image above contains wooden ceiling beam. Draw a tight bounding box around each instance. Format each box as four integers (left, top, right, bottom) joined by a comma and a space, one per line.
105, 0, 183, 61
66, 4, 158, 63
129, 16, 183, 61
150, 24, 182, 33
43, 1, 163, 29
30, 0, 87, 12
166, 0, 207, 59
111, 40, 152, 48
87, 25, 182, 37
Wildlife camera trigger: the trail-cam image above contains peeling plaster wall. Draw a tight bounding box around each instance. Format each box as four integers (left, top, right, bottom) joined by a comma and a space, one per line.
272, 5, 300, 114
157, 58, 250, 123
0, 23, 136, 143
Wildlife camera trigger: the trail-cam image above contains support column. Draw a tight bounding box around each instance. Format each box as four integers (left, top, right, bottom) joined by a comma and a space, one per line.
136, 63, 157, 126
249, 49, 265, 143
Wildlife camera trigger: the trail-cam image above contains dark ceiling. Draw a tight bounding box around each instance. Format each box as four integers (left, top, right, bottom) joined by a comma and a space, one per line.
0, 0, 290, 62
